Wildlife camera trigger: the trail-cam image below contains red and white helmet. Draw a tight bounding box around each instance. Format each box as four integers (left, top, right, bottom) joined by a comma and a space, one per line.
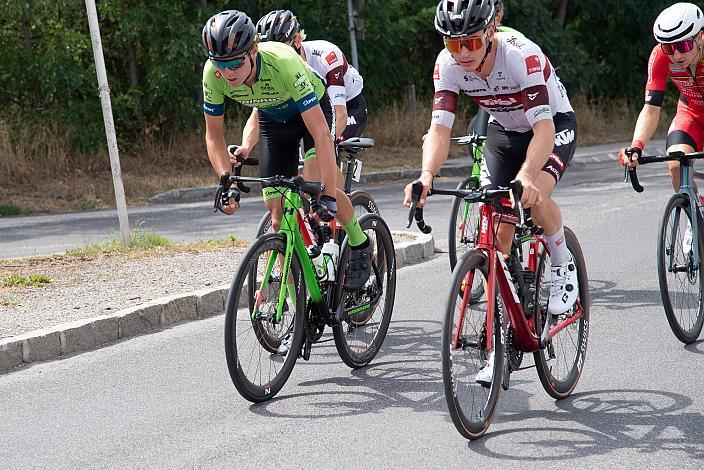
653, 2, 704, 43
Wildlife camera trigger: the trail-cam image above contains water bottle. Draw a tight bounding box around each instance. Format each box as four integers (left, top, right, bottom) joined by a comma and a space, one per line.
321, 241, 339, 281
308, 245, 327, 280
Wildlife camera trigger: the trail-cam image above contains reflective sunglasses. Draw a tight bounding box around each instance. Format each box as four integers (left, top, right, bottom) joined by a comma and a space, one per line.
444, 34, 486, 53
660, 39, 696, 55
212, 54, 248, 71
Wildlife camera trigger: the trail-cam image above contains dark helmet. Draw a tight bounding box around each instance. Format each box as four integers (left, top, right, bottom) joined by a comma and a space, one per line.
435, 0, 496, 37
256, 10, 300, 43
493, 0, 503, 10
201, 10, 256, 60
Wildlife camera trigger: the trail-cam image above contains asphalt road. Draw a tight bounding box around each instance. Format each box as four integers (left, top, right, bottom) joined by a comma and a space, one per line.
1, 159, 704, 467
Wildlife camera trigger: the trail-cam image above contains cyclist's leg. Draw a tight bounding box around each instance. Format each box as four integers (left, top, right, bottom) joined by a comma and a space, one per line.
480, 121, 527, 253
665, 108, 704, 190
259, 112, 304, 231
340, 93, 368, 140
530, 112, 578, 236
302, 93, 371, 289
529, 112, 579, 315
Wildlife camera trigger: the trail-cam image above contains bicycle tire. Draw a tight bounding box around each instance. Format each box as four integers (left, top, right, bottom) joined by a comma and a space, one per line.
533, 227, 590, 399
224, 233, 306, 403
657, 194, 704, 344
442, 249, 505, 440
333, 213, 396, 368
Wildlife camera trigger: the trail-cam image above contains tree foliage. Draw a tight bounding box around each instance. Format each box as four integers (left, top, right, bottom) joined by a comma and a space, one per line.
0, 0, 682, 154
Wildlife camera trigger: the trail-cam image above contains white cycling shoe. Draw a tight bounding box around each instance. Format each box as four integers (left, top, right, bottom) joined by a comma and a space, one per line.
475, 351, 495, 387
547, 255, 579, 316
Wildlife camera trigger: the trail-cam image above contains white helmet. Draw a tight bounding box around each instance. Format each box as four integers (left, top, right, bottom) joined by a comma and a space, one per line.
653, 2, 704, 43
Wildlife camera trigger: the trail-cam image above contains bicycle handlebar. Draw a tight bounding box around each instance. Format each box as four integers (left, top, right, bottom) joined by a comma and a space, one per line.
406, 179, 543, 236
214, 173, 324, 213
450, 133, 487, 146
625, 150, 704, 193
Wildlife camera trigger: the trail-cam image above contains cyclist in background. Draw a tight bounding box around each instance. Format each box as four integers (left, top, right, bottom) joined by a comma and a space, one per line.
256, 9, 367, 141
201, 10, 372, 290
619, 3, 704, 195
404, 0, 579, 318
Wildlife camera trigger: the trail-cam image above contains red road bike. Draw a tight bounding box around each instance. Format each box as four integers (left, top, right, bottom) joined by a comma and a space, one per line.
408, 180, 590, 439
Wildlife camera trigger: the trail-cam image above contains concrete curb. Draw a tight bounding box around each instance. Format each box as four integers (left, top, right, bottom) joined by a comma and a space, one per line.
148, 140, 668, 204
0, 231, 434, 374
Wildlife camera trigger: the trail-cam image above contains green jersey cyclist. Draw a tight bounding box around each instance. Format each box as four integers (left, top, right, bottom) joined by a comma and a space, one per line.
201, 10, 372, 290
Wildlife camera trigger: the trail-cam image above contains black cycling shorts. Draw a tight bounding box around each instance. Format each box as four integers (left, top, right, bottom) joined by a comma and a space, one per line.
481, 112, 577, 189
341, 93, 368, 140
258, 93, 334, 181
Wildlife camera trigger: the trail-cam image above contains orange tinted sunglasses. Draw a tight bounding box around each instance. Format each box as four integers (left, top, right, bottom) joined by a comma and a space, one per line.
444, 35, 485, 53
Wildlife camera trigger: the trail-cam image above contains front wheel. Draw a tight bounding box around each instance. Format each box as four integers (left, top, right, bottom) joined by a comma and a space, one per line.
442, 249, 505, 440
533, 227, 590, 399
657, 194, 704, 344
224, 233, 306, 403
333, 214, 396, 368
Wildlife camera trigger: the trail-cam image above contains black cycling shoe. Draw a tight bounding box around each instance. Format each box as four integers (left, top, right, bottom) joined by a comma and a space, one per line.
344, 238, 372, 291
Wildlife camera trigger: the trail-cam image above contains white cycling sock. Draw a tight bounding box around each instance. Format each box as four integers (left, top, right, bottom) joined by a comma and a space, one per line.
545, 226, 570, 265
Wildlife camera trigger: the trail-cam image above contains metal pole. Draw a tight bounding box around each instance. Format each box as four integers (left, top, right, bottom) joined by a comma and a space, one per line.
347, 0, 359, 70
84, 0, 131, 246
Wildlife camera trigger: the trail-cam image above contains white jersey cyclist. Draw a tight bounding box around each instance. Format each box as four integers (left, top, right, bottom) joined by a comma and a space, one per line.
431, 31, 573, 133
301, 40, 364, 107
256, 10, 368, 140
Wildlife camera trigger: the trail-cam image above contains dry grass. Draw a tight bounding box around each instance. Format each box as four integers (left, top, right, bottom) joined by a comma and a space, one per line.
0, 96, 652, 215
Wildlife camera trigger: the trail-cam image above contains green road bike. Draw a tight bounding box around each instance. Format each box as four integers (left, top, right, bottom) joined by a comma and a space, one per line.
215, 172, 396, 403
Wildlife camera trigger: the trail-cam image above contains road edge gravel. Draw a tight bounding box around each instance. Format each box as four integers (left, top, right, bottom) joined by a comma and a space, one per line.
0, 231, 434, 374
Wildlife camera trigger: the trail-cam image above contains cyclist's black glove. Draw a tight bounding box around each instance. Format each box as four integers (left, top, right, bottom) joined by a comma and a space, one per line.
312, 195, 337, 222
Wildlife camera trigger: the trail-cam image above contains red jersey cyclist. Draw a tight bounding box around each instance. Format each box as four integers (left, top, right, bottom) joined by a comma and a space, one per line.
403, 0, 579, 318
620, 3, 704, 195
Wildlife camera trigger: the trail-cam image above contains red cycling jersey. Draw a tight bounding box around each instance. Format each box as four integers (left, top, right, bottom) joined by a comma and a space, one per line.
646, 44, 704, 112
646, 45, 704, 149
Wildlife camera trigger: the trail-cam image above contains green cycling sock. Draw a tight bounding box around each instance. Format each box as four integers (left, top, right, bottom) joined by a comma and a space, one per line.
343, 216, 367, 247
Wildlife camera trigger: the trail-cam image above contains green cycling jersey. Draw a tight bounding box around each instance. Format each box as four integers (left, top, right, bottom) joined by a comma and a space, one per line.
202, 41, 326, 122
497, 25, 524, 37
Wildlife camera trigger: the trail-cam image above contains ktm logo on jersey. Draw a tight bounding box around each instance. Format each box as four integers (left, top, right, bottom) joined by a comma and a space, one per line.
326, 51, 339, 65
554, 129, 575, 147
525, 55, 541, 75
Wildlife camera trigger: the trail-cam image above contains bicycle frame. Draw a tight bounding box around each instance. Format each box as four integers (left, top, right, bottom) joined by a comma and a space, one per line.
670, 159, 702, 268
459, 202, 585, 353
253, 188, 325, 324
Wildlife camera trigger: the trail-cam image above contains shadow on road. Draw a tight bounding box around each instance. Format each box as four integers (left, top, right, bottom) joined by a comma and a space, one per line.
468, 388, 704, 461
589, 279, 662, 311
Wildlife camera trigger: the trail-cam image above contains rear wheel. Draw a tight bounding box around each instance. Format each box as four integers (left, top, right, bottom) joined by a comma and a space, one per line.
442, 249, 505, 440
333, 214, 396, 368
657, 194, 704, 343
533, 227, 590, 399
224, 233, 305, 403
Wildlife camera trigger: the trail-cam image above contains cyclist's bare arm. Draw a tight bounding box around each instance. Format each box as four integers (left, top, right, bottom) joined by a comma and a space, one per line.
627, 104, 661, 166
334, 104, 347, 140
516, 118, 555, 207
204, 113, 238, 214
204, 113, 231, 176
403, 124, 451, 207
301, 104, 337, 199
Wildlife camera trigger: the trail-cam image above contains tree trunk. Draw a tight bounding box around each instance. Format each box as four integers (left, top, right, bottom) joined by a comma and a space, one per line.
21, 3, 43, 108
127, 41, 139, 88
556, 0, 568, 28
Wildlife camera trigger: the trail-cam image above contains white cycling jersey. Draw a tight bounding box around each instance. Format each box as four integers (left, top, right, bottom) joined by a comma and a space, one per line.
301, 40, 364, 107
431, 32, 572, 133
